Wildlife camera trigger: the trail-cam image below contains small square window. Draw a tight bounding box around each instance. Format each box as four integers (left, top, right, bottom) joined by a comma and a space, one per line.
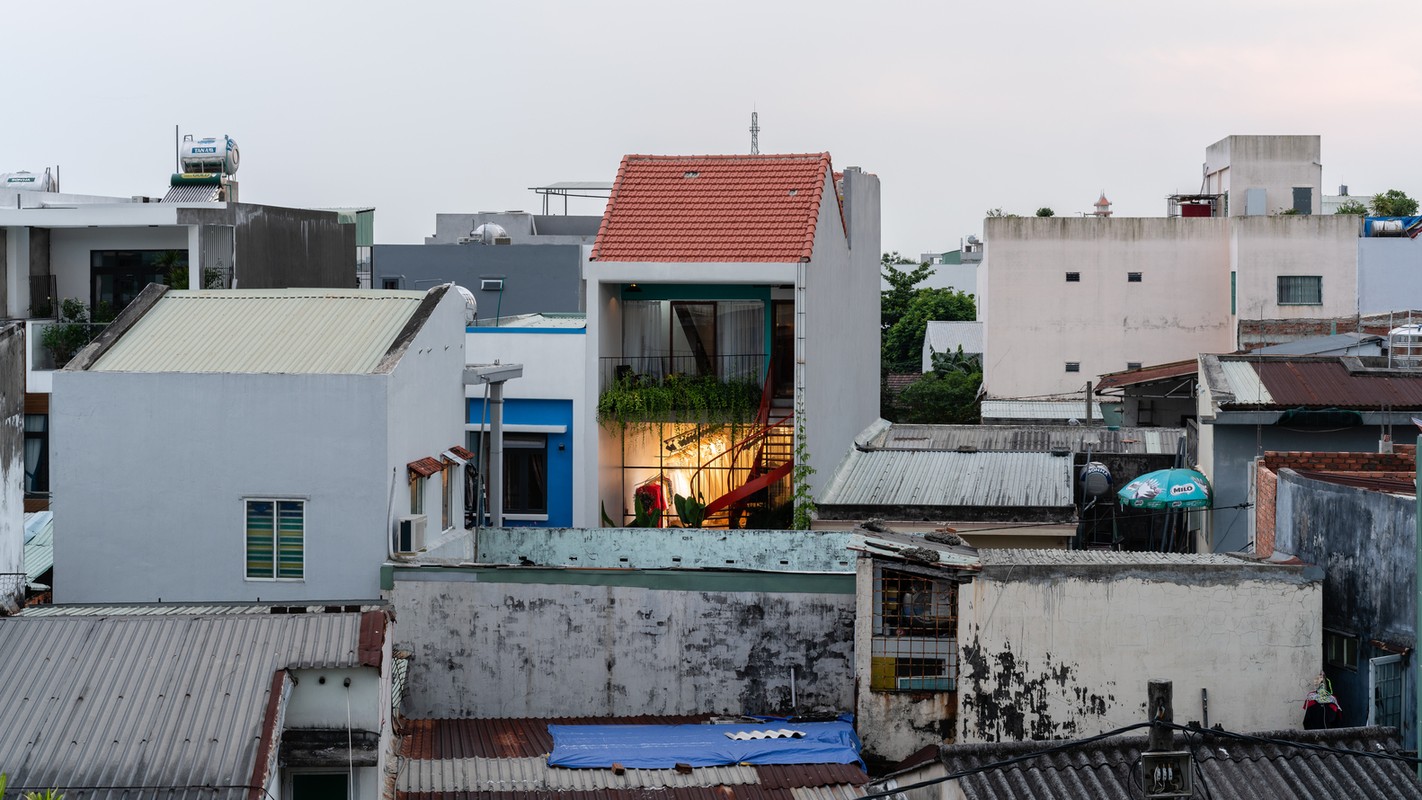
1278, 275, 1322, 305
1127, 362, 1142, 370
1325, 630, 1358, 671
1127, 272, 1142, 282
1065, 362, 1080, 373
1065, 272, 1080, 282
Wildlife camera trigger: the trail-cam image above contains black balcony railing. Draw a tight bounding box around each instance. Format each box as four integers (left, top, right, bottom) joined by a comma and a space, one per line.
599, 353, 767, 392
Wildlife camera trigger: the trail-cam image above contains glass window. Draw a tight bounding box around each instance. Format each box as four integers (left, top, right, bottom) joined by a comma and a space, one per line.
870, 566, 958, 692
91, 249, 187, 312
410, 475, 425, 515
245, 499, 304, 580
24, 414, 48, 496
1127, 272, 1142, 282
1065, 362, 1080, 372
505, 434, 548, 515
1065, 272, 1080, 282
1325, 630, 1358, 671
670, 302, 717, 377
1277, 276, 1322, 305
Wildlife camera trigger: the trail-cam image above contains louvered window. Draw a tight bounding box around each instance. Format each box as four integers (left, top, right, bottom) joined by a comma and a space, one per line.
245, 499, 304, 580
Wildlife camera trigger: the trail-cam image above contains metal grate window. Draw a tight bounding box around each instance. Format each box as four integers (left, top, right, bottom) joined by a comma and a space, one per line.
870, 567, 958, 692
1065, 272, 1080, 282
1277, 275, 1322, 305
1065, 362, 1080, 372
1127, 272, 1142, 282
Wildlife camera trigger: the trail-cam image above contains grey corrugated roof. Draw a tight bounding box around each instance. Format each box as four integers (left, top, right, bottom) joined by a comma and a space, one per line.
924, 321, 983, 355
400, 756, 761, 793
87, 289, 430, 374
981, 399, 1114, 421
1254, 332, 1385, 356
818, 450, 1073, 509
23, 511, 53, 582
868, 424, 1182, 455
977, 549, 1254, 567
0, 608, 370, 800
901, 727, 1419, 799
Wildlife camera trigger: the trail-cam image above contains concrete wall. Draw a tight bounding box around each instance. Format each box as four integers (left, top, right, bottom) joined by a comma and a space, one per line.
1230, 215, 1359, 332
374, 243, 584, 319
389, 569, 855, 718
180, 205, 355, 289
425, 212, 599, 246
1275, 469, 1417, 742
982, 217, 1232, 397
1359, 237, 1422, 316
386, 291, 469, 536
957, 560, 1321, 743
0, 324, 22, 609
803, 167, 880, 497
52, 371, 390, 602
1206, 423, 1387, 553
1205, 135, 1322, 217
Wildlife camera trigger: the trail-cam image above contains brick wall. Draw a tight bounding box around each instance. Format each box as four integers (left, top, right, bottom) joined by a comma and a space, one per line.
1255, 465, 1278, 557
1238, 315, 1422, 349
1261, 448, 1416, 473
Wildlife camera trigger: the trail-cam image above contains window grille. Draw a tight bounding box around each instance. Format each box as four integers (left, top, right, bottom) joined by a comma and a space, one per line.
870, 567, 958, 691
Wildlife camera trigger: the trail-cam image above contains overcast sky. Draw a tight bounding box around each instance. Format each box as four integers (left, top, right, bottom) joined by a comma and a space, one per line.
7, 1, 1421, 255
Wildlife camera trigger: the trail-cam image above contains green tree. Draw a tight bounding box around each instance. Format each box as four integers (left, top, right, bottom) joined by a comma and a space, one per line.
892, 368, 983, 424
1370, 189, 1419, 217
882, 288, 975, 375
1035, 207, 1055, 217
1334, 200, 1368, 216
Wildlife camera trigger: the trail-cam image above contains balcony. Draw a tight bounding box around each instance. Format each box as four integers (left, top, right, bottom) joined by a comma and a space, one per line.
27, 319, 109, 391
597, 354, 766, 425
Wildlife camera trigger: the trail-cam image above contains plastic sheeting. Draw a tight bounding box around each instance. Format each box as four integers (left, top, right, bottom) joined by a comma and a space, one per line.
547, 720, 864, 769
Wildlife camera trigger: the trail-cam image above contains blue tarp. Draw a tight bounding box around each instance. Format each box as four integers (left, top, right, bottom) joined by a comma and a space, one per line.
547, 719, 864, 769
1363, 216, 1422, 238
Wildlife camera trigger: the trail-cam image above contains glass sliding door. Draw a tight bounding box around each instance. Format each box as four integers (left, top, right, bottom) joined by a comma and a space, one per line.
716, 301, 765, 382
670, 302, 716, 377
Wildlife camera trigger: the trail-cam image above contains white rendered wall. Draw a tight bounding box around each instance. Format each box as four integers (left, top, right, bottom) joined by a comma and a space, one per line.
1205, 135, 1322, 216
1230, 215, 1359, 333
803, 168, 880, 498
466, 327, 590, 525
52, 371, 389, 603
982, 217, 1232, 398
1359, 237, 1422, 316
385, 292, 469, 535
957, 563, 1321, 742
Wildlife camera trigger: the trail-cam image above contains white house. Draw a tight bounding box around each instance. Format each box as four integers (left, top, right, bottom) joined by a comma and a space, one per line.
982, 135, 1365, 398
50, 284, 469, 603
584, 153, 880, 527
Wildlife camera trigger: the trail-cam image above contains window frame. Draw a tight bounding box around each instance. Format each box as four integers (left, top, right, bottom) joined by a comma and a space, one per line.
244, 497, 306, 582
869, 565, 959, 692
1324, 629, 1359, 671
1277, 275, 1323, 306
1065, 362, 1081, 373
410, 474, 426, 516
1127, 272, 1142, 283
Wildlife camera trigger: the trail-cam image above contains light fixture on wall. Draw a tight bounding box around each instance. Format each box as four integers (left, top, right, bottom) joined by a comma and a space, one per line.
626, 283, 641, 293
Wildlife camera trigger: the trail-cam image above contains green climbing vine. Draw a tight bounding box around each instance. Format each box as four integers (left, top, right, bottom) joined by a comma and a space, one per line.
792, 398, 816, 530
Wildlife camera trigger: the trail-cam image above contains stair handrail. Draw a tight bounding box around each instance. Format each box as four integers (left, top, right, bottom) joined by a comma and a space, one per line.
687, 414, 792, 496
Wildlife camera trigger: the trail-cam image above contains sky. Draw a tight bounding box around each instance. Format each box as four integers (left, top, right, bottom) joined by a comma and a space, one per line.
6, 1, 1422, 255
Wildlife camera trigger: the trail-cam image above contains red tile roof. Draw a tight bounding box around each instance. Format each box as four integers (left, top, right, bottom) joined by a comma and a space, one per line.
591, 154, 834, 263
408, 457, 444, 478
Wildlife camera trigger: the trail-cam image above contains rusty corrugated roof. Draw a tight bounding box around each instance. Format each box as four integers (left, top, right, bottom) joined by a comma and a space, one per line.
1094, 359, 1197, 392
1254, 359, 1422, 408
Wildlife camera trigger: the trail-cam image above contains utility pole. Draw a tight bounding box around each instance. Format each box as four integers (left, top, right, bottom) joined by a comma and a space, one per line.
1142, 679, 1193, 799
1085, 381, 1094, 423
1148, 679, 1173, 752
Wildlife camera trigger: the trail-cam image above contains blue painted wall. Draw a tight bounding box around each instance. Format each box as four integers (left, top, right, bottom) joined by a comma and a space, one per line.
468, 397, 573, 527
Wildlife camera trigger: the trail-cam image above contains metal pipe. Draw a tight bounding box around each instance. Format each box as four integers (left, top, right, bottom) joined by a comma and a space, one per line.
490, 380, 505, 527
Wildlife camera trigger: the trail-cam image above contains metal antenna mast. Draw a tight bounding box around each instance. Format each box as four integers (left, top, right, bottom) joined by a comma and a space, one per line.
750, 111, 760, 155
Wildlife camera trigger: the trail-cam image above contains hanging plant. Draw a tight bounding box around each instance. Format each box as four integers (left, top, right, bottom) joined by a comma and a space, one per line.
597, 373, 761, 430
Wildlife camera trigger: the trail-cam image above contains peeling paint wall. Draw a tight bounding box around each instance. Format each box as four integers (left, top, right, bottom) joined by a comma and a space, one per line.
957, 563, 1321, 743
0, 324, 22, 610
391, 573, 855, 718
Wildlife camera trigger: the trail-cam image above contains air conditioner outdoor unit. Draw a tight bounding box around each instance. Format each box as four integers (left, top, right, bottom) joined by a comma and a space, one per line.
396, 514, 427, 554
456, 236, 474, 245
480, 278, 505, 291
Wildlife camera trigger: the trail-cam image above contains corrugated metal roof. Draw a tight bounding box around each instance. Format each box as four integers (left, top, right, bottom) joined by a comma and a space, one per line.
20, 602, 383, 617
0, 609, 371, 800
1095, 359, 1198, 392
398, 718, 867, 800
818, 451, 1073, 509
909, 727, 1419, 799
980, 400, 1114, 421
1254, 332, 1384, 356
923, 321, 983, 355
88, 289, 429, 374
23, 511, 53, 582
1219, 360, 1274, 405
869, 424, 1182, 455
1255, 359, 1422, 408
977, 549, 1260, 567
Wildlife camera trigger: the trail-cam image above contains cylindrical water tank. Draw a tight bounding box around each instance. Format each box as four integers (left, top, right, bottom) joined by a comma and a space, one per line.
1079, 461, 1113, 496
180, 136, 240, 175
0, 169, 56, 192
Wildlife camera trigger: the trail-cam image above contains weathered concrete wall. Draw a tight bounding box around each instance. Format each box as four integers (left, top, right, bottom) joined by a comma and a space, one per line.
471, 526, 857, 571
1230, 215, 1359, 328
180, 205, 355, 289
1205, 135, 1322, 217
1276, 468, 1417, 739
390, 569, 854, 718
374, 243, 584, 319
982, 217, 1232, 398
957, 560, 1320, 743
0, 324, 23, 610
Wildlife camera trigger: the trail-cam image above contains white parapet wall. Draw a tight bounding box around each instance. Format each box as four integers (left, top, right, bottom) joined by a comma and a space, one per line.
957, 550, 1322, 743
